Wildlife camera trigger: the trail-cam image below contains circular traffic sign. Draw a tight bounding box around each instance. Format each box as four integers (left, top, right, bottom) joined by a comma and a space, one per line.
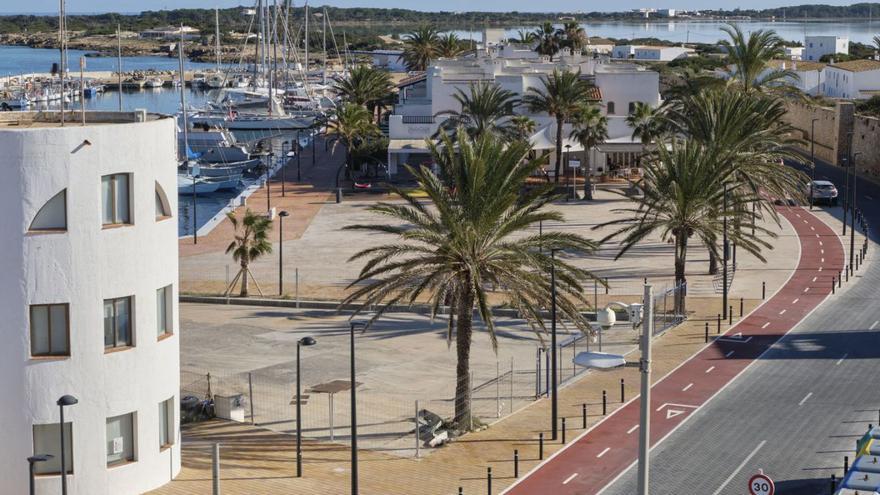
748, 473, 775, 495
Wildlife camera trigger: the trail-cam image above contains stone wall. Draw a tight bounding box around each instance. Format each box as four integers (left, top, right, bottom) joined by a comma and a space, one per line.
853, 114, 880, 180
783, 100, 841, 165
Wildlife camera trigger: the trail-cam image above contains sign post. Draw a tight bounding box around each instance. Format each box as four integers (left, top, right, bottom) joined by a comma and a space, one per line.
748, 471, 775, 495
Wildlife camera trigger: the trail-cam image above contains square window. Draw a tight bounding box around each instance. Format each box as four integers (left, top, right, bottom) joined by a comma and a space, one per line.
102, 173, 131, 226
30, 304, 70, 357
159, 398, 175, 448
104, 296, 133, 350
157, 285, 173, 338
32, 422, 73, 475
106, 412, 136, 466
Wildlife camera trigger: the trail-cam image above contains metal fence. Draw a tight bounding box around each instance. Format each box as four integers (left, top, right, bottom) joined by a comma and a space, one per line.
652, 282, 688, 336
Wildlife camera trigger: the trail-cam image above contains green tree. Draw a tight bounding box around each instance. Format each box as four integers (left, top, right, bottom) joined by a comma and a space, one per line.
509, 115, 537, 141
719, 22, 798, 95
626, 102, 664, 145
533, 21, 562, 61
326, 103, 382, 177
513, 29, 537, 44
435, 82, 520, 139
560, 21, 587, 56
401, 25, 439, 71
437, 32, 466, 58
524, 69, 596, 182
225, 209, 273, 297
342, 129, 600, 429
569, 103, 608, 200
333, 64, 393, 123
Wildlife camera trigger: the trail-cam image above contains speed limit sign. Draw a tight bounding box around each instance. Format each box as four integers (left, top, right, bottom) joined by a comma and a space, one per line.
748, 473, 775, 495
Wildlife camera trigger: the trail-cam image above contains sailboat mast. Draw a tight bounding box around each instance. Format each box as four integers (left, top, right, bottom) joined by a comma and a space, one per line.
116, 24, 123, 111
59, 0, 65, 125
322, 7, 327, 85
178, 25, 189, 158
215, 7, 221, 70
304, 2, 309, 75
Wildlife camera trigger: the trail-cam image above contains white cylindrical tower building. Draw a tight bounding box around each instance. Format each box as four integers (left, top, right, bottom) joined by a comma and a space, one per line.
0, 110, 180, 494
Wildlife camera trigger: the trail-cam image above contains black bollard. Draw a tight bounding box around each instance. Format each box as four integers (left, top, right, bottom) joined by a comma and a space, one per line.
762, 281, 766, 300
845, 455, 849, 474
832, 277, 836, 294
562, 417, 567, 444
582, 404, 587, 429
602, 390, 607, 415
620, 378, 625, 403
539, 432, 544, 460
605, 278, 609, 295
740, 298, 744, 317
729, 307, 733, 325
831, 474, 836, 492
487, 467, 492, 495
459, 488, 463, 495
839, 271, 842, 288
717, 314, 721, 334
705, 322, 709, 343
514, 450, 519, 478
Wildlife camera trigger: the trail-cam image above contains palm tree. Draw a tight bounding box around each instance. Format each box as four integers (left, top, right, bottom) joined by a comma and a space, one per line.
873, 35, 880, 54
561, 21, 588, 56
719, 23, 798, 95
342, 129, 600, 430
333, 64, 393, 123
509, 115, 537, 141
524, 69, 596, 182
225, 209, 273, 297
533, 22, 562, 61
402, 26, 440, 71
435, 82, 520, 139
626, 102, 664, 146
437, 32, 466, 58
513, 29, 537, 44
663, 67, 726, 102
597, 139, 772, 313
569, 104, 608, 200
326, 103, 382, 179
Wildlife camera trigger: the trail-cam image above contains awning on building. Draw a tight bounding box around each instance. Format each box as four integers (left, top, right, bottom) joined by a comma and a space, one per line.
529, 124, 584, 151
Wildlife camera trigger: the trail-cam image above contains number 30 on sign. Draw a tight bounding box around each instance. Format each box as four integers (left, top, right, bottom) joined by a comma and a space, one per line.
748, 473, 775, 495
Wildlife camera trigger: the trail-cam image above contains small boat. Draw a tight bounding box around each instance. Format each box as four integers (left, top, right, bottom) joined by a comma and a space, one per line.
178, 175, 221, 195
144, 77, 164, 88
205, 176, 242, 191
121, 76, 146, 90
189, 160, 259, 177
205, 73, 227, 89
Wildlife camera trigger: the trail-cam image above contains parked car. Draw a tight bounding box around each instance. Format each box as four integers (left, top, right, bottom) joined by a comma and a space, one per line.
805, 180, 838, 206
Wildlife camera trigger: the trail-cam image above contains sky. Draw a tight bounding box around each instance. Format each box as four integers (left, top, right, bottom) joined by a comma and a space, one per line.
1, 0, 859, 15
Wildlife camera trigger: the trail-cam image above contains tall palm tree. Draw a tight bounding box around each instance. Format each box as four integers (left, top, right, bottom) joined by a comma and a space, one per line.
332, 64, 393, 123
524, 69, 595, 182
873, 35, 880, 54
719, 23, 798, 95
509, 115, 537, 141
597, 139, 772, 313
435, 82, 520, 139
225, 209, 273, 297
561, 21, 588, 56
326, 103, 382, 178
626, 102, 664, 145
513, 29, 537, 44
533, 22, 562, 61
437, 32, 466, 58
663, 67, 726, 102
342, 129, 600, 429
569, 103, 608, 200
402, 26, 440, 71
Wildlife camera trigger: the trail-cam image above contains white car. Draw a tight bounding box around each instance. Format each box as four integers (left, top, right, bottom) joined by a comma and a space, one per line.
806, 180, 838, 205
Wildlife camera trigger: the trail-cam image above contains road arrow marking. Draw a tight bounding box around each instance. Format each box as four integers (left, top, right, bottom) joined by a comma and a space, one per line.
666, 408, 686, 420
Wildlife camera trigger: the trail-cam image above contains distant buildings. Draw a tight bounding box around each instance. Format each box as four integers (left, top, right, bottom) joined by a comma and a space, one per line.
139, 25, 201, 41
350, 50, 407, 72
612, 45, 693, 61
822, 59, 880, 99
804, 35, 848, 62
0, 110, 180, 495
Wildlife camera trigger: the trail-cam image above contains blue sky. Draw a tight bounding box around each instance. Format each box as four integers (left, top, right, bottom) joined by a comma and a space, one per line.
6, 0, 856, 15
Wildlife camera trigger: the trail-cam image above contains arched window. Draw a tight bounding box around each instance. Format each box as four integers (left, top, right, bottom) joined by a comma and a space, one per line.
628, 102, 636, 114
155, 182, 171, 220
29, 189, 67, 232
607, 102, 615, 115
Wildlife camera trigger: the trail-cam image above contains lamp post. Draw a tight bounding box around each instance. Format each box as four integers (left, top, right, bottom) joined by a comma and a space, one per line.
27, 454, 53, 495
56, 394, 78, 495
297, 130, 303, 182
565, 144, 573, 201
850, 152, 861, 274
809, 118, 818, 210
550, 249, 559, 440
311, 128, 316, 168
191, 163, 199, 245
295, 336, 317, 477
722, 183, 729, 320
281, 142, 288, 197
350, 321, 366, 495
278, 210, 289, 295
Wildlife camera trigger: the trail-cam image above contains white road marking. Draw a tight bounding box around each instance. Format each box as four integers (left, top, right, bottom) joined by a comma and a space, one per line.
867, 195, 874, 201
796, 213, 801, 218
799, 392, 813, 406
804, 219, 809, 224
819, 241, 824, 246
682, 383, 693, 392
597, 448, 610, 458
816, 234, 820, 238
762, 322, 770, 329
819, 267, 823, 272
821, 249, 825, 254
836, 354, 848, 365
711, 441, 767, 495
725, 351, 735, 358
792, 298, 799, 304
706, 366, 715, 373
812, 276, 817, 282
804, 287, 810, 293
821, 258, 825, 263
871, 321, 879, 330
811, 226, 816, 231
563, 473, 578, 485
779, 309, 787, 315
627, 424, 639, 434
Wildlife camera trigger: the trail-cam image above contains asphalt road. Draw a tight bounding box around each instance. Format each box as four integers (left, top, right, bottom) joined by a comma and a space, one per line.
600, 159, 880, 495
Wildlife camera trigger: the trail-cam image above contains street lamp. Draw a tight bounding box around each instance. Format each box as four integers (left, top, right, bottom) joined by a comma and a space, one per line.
281, 141, 288, 197
190, 161, 199, 245
573, 286, 653, 495
266, 151, 275, 212
809, 118, 819, 210
311, 128, 316, 168
287, 149, 297, 184
565, 144, 573, 201
297, 130, 303, 182
56, 394, 78, 495
295, 335, 317, 477
722, 183, 729, 320
550, 249, 559, 440
27, 454, 53, 495
278, 210, 289, 295
850, 152, 862, 274
349, 320, 366, 495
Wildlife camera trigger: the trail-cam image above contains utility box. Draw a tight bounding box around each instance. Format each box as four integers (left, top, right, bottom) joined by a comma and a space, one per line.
214, 394, 246, 422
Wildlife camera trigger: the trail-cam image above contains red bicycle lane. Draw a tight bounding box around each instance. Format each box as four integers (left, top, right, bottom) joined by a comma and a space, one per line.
503, 206, 845, 495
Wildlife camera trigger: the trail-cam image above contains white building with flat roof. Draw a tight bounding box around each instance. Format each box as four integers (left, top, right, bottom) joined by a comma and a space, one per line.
822, 59, 880, 99
804, 36, 848, 62
0, 110, 180, 495
612, 45, 693, 61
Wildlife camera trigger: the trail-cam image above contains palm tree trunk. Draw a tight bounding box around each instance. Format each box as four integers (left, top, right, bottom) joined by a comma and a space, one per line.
674, 234, 688, 314
708, 250, 719, 275
239, 260, 250, 297
554, 116, 563, 183
453, 289, 475, 430
583, 152, 593, 200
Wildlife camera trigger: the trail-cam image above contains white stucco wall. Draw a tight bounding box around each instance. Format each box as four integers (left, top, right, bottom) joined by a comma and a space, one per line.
0, 114, 180, 495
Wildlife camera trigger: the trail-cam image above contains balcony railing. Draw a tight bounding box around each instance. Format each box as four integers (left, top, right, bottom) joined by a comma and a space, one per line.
401, 115, 435, 124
